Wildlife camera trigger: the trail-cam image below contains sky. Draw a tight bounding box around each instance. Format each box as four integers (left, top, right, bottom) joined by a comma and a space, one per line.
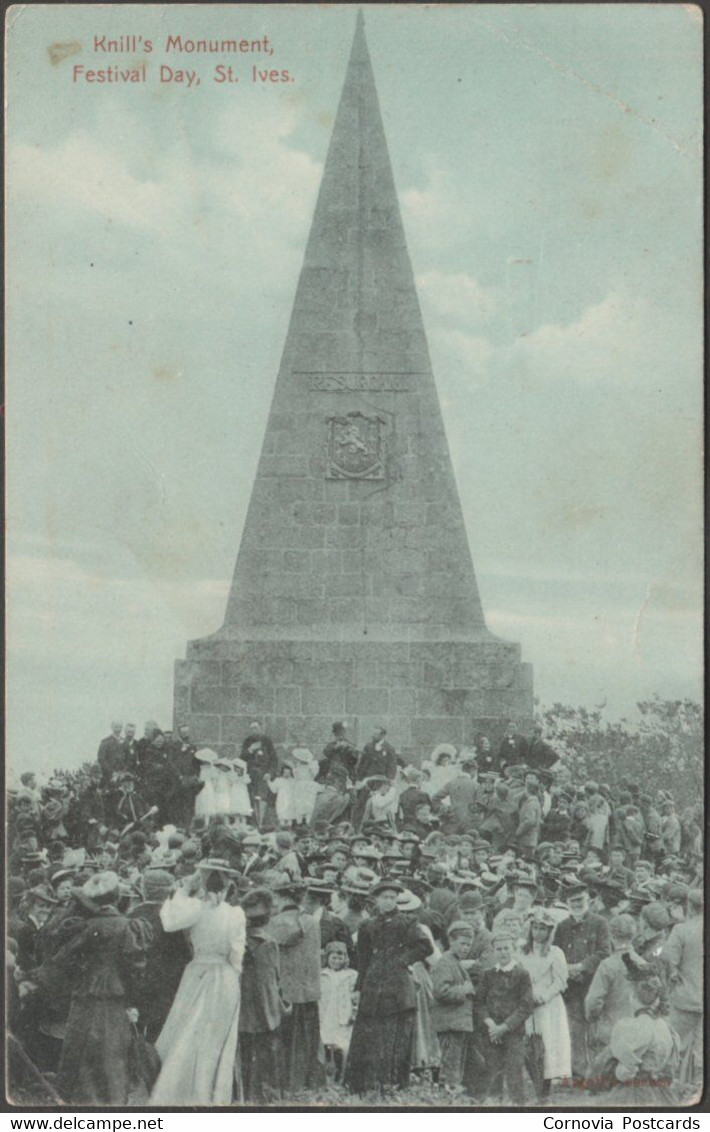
6, 4, 703, 775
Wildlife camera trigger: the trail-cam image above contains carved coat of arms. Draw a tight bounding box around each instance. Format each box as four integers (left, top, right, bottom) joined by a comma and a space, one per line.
326, 411, 385, 479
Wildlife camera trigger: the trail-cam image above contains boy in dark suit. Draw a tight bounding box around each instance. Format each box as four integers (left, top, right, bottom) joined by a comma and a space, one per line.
472, 930, 534, 1103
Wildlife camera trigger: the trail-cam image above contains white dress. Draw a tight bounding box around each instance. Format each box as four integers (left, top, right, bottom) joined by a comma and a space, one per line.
319, 967, 357, 1052
194, 765, 217, 821
228, 771, 252, 817
151, 891, 246, 1105
267, 775, 297, 823
292, 759, 320, 823
213, 770, 232, 816
520, 944, 572, 1080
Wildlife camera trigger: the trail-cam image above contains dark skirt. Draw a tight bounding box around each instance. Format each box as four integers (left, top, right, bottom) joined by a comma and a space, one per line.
58, 995, 132, 1105
344, 1009, 415, 1094
239, 1031, 283, 1103
279, 1002, 324, 1092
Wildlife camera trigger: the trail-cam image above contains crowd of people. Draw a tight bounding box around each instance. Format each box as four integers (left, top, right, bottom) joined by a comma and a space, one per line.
7, 716, 704, 1107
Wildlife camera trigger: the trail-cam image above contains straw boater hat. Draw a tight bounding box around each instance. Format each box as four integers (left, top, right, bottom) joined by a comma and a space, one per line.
341, 867, 378, 895
197, 857, 239, 876
370, 878, 405, 897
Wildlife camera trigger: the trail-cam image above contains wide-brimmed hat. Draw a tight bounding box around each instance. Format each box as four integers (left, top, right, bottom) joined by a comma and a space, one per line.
197, 857, 239, 876
49, 868, 75, 888
75, 870, 120, 908
306, 879, 336, 896
396, 889, 422, 912
370, 878, 405, 897
291, 747, 314, 764
241, 887, 273, 919
194, 748, 217, 764
26, 886, 58, 906
431, 743, 457, 763
341, 867, 378, 894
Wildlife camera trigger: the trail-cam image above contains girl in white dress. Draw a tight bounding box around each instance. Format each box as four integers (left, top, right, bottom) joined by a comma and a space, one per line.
519, 909, 572, 1093
227, 758, 252, 822
151, 859, 246, 1105
194, 749, 218, 822
290, 748, 320, 824
266, 764, 297, 825
212, 760, 233, 816
319, 941, 358, 1080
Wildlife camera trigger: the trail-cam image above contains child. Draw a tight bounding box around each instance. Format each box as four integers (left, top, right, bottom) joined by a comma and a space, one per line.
431, 921, 476, 1087
238, 888, 284, 1103
266, 764, 297, 825
193, 749, 218, 822
318, 940, 358, 1082
360, 776, 398, 828
290, 748, 320, 825
213, 759, 233, 816
228, 758, 253, 823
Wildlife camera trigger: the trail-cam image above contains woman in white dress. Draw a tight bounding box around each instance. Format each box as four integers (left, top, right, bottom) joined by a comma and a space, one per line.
519, 908, 571, 1095
150, 859, 246, 1106
194, 749, 218, 822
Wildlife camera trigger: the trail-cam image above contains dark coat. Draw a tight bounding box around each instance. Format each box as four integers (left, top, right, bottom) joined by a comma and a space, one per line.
128, 901, 191, 1042
474, 963, 534, 1034
357, 741, 398, 782
242, 734, 278, 800
55, 906, 150, 1105
554, 912, 611, 995
431, 950, 474, 1033
240, 929, 283, 1033
97, 735, 128, 782
355, 911, 433, 1018
268, 907, 321, 1005
318, 739, 359, 784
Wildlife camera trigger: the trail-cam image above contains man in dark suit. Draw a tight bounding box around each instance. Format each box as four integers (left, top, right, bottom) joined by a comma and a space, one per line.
128, 870, 190, 1042
497, 721, 527, 770
97, 722, 128, 784
356, 727, 397, 782
523, 725, 558, 771
472, 931, 534, 1103
318, 721, 359, 784
553, 882, 611, 1080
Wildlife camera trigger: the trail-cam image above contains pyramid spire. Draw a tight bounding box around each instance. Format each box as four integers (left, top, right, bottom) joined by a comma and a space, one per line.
177, 15, 532, 758
222, 14, 488, 639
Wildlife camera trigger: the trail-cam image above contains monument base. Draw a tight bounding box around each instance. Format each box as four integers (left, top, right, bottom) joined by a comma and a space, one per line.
174, 633, 533, 761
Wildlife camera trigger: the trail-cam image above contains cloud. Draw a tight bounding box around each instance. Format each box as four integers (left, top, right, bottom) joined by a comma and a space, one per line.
8, 101, 323, 292
508, 287, 650, 385
10, 134, 173, 233
417, 269, 502, 326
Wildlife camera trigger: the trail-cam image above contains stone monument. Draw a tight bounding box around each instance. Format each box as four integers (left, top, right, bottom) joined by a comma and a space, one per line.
174, 13, 533, 759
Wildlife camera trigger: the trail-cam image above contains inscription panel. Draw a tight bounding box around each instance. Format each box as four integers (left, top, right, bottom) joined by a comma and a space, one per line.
299, 371, 422, 393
